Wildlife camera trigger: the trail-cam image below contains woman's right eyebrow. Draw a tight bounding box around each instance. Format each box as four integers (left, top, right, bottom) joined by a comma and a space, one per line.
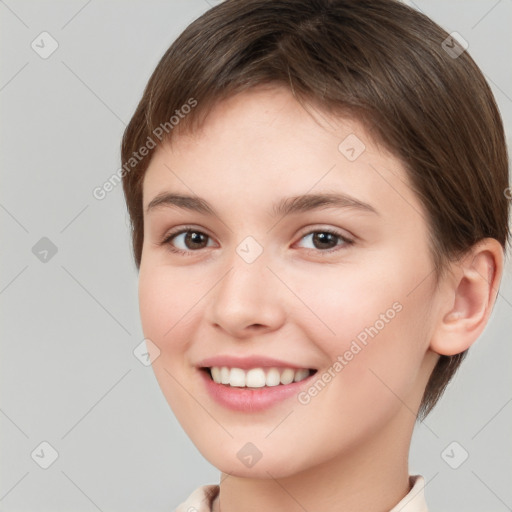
146, 192, 215, 216
145, 192, 379, 218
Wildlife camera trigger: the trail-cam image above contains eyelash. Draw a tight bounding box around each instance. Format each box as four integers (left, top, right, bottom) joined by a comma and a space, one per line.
159, 225, 354, 257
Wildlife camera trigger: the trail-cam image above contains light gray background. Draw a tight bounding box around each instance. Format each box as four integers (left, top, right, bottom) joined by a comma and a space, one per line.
1, 1, 511, 511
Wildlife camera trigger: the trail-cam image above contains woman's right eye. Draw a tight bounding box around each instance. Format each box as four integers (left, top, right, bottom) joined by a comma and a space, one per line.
161, 228, 215, 256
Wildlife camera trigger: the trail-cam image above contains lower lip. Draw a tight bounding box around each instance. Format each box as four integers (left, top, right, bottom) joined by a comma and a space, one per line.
198, 369, 316, 412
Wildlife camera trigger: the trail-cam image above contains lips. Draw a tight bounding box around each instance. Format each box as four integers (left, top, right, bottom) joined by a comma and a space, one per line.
196, 354, 316, 371
196, 355, 318, 412
197, 355, 316, 388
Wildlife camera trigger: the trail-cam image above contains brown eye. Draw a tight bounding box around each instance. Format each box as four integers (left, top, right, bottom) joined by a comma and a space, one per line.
311, 232, 339, 250
183, 231, 209, 249
296, 229, 353, 252
162, 228, 215, 255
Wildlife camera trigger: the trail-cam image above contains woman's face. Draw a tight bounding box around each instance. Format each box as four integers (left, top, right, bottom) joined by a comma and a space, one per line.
138, 86, 441, 478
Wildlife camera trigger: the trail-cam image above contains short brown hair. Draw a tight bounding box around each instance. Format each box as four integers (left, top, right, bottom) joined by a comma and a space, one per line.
121, 0, 510, 419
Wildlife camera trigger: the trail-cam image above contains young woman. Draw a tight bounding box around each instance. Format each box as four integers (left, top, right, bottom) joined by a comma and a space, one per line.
120, 1, 510, 510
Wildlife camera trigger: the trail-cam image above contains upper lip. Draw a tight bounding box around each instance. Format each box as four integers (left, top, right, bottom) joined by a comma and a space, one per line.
196, 355, 315, 370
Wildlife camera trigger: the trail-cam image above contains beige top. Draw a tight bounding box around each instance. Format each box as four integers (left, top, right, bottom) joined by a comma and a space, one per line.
175, 474, 428, 512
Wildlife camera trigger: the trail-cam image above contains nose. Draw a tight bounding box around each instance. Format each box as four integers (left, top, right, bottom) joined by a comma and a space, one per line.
204, 249, 287, 338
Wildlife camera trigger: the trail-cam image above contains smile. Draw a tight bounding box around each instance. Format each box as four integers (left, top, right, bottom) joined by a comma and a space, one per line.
199, 366, 318, 412
205, 366, 315, 388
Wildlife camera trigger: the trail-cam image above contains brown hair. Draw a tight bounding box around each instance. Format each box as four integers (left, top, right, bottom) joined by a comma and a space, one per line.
121, 0, 510, 419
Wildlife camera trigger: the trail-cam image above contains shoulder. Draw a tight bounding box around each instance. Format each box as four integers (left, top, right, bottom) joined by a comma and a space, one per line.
389, 475, 429, 512
175, 484, 220, 512
175, 476, 428, 512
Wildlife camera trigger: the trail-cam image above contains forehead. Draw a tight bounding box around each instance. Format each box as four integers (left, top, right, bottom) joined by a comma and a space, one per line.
142, 86, 423, 223
157, 86, 376, 164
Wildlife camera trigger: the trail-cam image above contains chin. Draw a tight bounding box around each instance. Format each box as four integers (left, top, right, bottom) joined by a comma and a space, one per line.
199, 443, 311, 479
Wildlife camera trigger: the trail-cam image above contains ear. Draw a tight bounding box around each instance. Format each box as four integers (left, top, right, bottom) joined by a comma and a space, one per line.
429, 238, 504, 356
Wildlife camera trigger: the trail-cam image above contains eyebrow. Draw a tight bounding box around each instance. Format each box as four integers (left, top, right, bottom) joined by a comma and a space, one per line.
146, 192, 379, 217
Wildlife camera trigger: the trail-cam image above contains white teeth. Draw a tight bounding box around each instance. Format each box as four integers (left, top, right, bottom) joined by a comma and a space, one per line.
229, 368, 246, 387
245, 368, 266, 388
280, 368, 295, 385
211, 366, 221, 383
293, 369, 310, 382
220, 366, 230, 385
266, 368, 281, 387
208, 366, 313, 388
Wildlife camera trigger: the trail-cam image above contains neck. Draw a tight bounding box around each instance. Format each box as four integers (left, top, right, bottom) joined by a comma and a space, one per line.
214, 408, 415, 512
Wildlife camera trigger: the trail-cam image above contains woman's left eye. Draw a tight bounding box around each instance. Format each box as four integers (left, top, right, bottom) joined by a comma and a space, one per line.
295, 229, 353, 252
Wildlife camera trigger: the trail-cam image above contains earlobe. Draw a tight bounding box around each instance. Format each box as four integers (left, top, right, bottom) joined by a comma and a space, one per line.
429, 238, 504, 357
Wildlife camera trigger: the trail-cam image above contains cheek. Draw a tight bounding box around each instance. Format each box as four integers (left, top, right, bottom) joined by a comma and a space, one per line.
290, 300, 428, 461
138, 264, 199, 348
294, 254, 432, 409
138, 265, 201, 415
299, 237, 432, 344
290, 263, 405, 353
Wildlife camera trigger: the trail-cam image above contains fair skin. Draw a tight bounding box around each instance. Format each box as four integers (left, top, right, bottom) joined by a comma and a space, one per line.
138, 86, 503, 512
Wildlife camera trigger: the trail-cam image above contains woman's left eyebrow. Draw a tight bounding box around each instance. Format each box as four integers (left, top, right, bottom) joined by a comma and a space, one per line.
145, 192, 379, 217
